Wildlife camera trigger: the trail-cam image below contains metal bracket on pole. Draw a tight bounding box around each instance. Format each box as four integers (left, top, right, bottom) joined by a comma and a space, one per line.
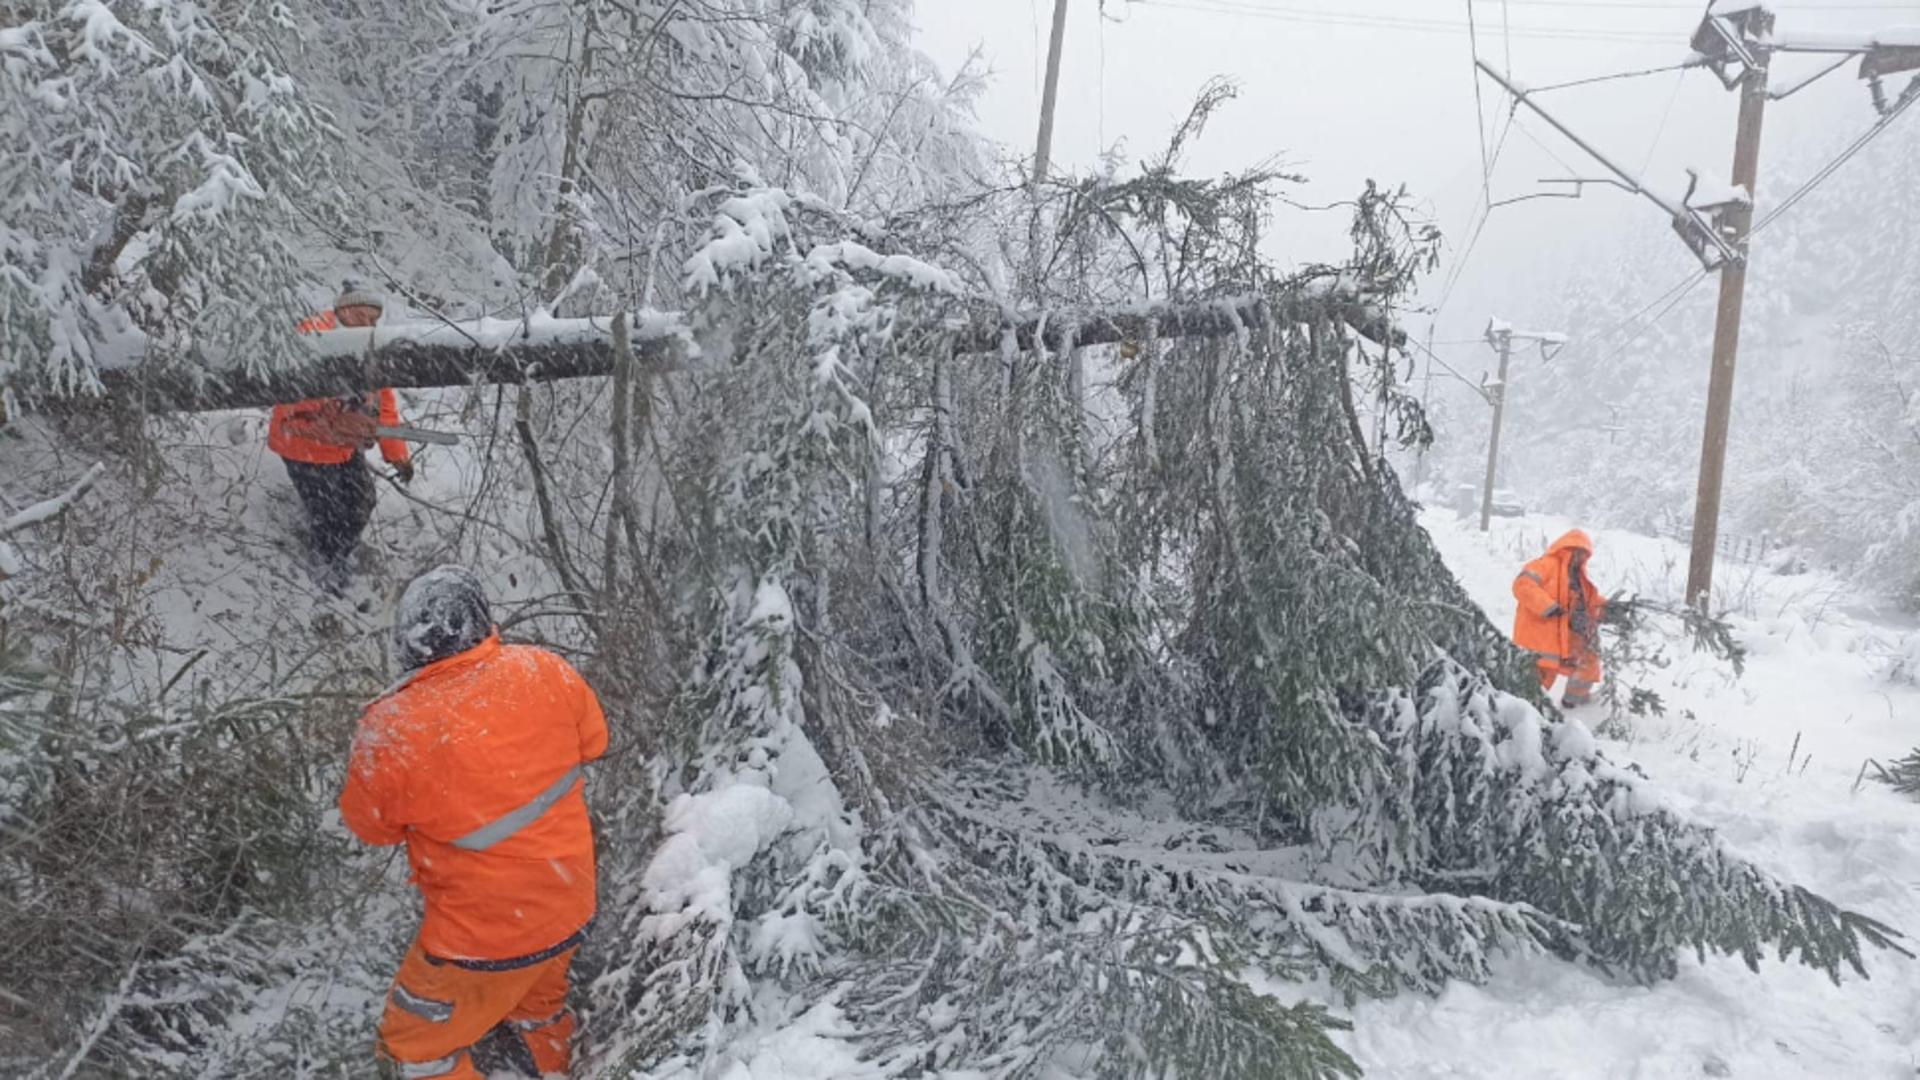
1692, 6, 1768, 89
1489, 176, 1633, 209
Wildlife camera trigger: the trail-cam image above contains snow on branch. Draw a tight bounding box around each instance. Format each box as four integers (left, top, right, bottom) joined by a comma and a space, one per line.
2, 462, 106, 537
41, 289, 1403, 417
926, 792, 1559, 1001
0, 462, 106, 580
1376, 662, 1909, 983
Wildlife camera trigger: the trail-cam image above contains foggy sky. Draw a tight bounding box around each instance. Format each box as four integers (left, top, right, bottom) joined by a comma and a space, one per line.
909, 0, 1913, 351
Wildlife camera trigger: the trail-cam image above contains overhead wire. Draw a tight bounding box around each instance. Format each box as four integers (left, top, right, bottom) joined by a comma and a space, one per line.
1512, 117, 1586, 178
1431, 106, 1518, 321
1030, 0, 1043, 96
1754, 75, 1920, 235
1408, 335, 1500, 399
1474, 0, 1918, 9
1467, 0, 1494, 201
1137, 0, 1919, 385
1099, 0, 1108, 150
1530, 60, 1699, 94
1563, 0, 1717, 367
1130, 0, 1681, 43
1500, 0, 1514, 73
1585, 268, 1711, 368
1566, 71, 1918, 368
1452, 0, 1718, 372
1637, 65, 1690, 174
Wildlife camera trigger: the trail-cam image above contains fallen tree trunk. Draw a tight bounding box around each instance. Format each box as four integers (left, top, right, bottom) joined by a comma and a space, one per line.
73, 316, 692, 415
966, 289, 1404, 355
47, 292, 1399, 416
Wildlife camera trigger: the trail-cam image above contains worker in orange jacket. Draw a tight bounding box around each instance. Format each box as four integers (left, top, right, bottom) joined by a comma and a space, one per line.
267, 281, 412, 594
1512, 529, 1608, 706
340, 566, 607, 1079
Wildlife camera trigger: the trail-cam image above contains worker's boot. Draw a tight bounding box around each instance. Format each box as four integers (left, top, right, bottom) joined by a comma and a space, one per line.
310, 550, 351, 597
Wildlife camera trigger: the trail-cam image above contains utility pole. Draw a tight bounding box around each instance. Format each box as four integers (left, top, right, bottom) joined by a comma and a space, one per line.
1685, 7, 1772, 609
1032, 0, 1071, 187
1479, 319, 1565, 532
1479, 329, 1513, 533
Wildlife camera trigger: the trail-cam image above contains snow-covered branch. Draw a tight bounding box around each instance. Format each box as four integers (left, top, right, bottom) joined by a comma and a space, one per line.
0, 462, 106, 580
48, 290, 1403, 416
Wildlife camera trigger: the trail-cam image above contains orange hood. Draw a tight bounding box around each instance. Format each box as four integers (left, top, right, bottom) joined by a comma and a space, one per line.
1547, 529, 1594, 556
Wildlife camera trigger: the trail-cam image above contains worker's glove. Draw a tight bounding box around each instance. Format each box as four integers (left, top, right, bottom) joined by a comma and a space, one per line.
1570, 610, 1592, 638
1543, 603, 1564, 618
391, 460, 415, 484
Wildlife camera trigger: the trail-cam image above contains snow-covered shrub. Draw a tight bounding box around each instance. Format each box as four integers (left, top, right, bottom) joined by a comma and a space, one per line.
1876, 748, 1920, 800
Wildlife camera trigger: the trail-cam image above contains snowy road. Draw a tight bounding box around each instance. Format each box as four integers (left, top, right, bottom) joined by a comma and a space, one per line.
1340, 510, 1920, 1078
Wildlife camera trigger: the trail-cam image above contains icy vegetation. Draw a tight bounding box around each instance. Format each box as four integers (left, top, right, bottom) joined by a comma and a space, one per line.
0, 2, 1910, 1078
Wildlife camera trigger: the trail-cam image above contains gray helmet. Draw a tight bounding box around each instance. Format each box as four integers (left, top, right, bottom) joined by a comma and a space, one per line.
335, 278, 384, 313
394, 565, 493, 671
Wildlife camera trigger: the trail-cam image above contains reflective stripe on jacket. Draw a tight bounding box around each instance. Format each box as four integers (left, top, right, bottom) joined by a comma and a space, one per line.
1511, 528, 1607, 663
266, 309, 411, 466
339, 633, 608, 962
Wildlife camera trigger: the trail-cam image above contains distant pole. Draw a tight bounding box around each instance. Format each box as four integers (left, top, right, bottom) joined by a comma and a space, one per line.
1032, 0, 1070, 187
1413, 326, 1437, 491
1479, 327, 1513, 533
1686, 13, 1773, 610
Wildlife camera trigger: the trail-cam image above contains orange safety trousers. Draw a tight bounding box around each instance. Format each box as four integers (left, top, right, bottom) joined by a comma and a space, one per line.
379, 939, 577, 1078
1537, 650, 1601, 707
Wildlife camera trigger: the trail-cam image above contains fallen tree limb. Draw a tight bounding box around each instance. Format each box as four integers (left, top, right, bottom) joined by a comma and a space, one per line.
38, 290, 1400, 417
72, 315, 695, 415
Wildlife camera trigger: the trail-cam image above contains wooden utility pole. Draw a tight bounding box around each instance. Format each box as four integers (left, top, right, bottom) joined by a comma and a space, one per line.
1479, 329, 1513, 533
1032, 0, 1071, 187
1686, 9, 1773, 609
1479, 319, 1564, 532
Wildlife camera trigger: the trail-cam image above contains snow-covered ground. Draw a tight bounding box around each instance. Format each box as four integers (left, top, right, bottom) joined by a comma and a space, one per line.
1342, 509, 1920, 1078
11, 416, 1915, 1076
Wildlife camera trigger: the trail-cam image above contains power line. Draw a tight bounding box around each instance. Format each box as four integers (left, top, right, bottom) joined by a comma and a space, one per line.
1529, 60, 1698, 94
1545, 255, 1711, 373
1467, 0, 1494, 201
1431, 108, 1518, 320
1500, 0, 1514, 73
1512, 117, 1586, 178
1407, 335, 1497, 398
1495, 0, 1712, 374
1473, 0, 1919, 9
1099, 0, 1109, 149
1131, 0, 1681, 42
1754, 75, 1920, 235
1589, 268, 1710, 367
1637, 65, 1690, 174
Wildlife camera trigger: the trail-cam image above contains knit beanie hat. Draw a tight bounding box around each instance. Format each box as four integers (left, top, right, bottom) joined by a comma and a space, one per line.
394, 565, 493, 671
335, 278, 384, 313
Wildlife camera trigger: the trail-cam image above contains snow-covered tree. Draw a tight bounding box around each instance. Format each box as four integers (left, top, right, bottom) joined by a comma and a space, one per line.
1, 1, 340, 400
2, 11, 1906, 1080
562, 149, 1900, 1075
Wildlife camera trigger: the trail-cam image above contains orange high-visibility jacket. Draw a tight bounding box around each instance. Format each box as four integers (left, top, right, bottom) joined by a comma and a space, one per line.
266, 310, 411, 466
1512, 529, 1607, 663
339, 633, 608, 962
